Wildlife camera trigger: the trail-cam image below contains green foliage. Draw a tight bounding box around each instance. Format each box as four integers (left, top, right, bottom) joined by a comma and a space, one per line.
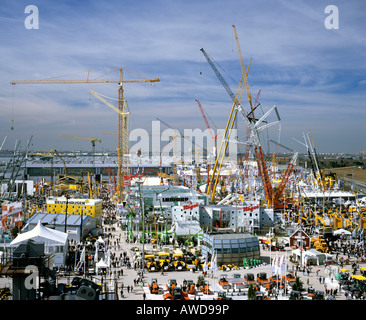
248, 284, 256, 300
10, 226, 18, 238
197, 275, 205, 286
291, 277, 304, 291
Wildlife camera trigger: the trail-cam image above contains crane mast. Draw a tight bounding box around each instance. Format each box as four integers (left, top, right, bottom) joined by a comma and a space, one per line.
11, 67, 160, 204
200, 47, 248, 203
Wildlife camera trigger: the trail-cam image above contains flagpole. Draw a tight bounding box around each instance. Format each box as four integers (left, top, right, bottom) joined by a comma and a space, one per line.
285, 250, 287, 297
276, 252, 278, 296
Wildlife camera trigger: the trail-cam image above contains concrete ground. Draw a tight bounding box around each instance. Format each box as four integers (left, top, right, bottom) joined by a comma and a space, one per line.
1, 218, 365, 301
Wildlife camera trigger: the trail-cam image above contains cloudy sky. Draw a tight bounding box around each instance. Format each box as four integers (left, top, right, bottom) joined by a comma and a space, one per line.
0, 0, 365, 155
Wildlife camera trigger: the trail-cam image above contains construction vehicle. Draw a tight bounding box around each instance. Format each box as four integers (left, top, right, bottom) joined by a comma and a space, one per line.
256, 272, 270, 288
219, 264, 238, 271
269, 274, 282, 286
244, 273, 257, 286
214, 291, 232, 301
218, 274, 231, 289
312, 290, 325, 300
182, 280, 196, 294
166, 279, 178, 293
158, 252, 171, 271
185, 254, 200, 271
289, 290, 302, 300
255, 291, 270, 300
314, 241, 329, 253
311, 234, 326, 245
145, 254, 159, 272
307, 287, 316, 299
199, 280, 211, 295
172, 253, 185, 271
336, 268, 350, 283
282, 272, 296, 285
228, 273, 246, 289
148, 278, 159, 294
311, 233, 329, 253
163, 286, 190, 300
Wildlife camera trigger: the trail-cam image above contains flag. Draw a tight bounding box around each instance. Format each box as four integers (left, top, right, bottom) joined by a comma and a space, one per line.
203, 259, 208, 273
281, 254, 287, 274
94, 243, 98, 262
105, 248, 111, 267
203, 252, 209, 273
210, 252, 217, 273
276, 255, 281, 275
271, 256, 277, 274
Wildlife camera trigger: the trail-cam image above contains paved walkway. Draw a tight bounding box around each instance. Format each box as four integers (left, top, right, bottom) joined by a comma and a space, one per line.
1, 216, 365, 301
81, 219, 366, 300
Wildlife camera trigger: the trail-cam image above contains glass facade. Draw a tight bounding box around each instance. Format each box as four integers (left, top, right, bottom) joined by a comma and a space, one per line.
202, 232, 260, 266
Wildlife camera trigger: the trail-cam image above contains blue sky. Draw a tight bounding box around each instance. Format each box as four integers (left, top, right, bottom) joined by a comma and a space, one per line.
0, 0, 365, 154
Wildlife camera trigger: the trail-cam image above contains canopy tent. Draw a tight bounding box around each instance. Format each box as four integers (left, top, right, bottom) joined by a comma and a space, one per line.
291, 248, 326, 266
9, 220, 68, 254
333, 228, 351, 236
95, 258, 109, 274
169, 220, 202, 237
95, 236, 105, 245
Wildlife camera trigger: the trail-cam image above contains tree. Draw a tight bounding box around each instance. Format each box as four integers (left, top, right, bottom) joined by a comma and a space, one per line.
197, 275, 205, 287
292, 276, 304, 291
10, 226, 19, 238
248, 284, 256, 300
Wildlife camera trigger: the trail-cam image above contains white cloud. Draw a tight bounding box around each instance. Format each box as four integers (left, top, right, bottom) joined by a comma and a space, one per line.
0, 0, 365, 153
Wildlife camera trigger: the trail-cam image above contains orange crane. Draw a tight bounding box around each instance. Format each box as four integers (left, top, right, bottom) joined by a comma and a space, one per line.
10, 68, 160, 203
269, 139, 298, 208
195, 99, 218, 160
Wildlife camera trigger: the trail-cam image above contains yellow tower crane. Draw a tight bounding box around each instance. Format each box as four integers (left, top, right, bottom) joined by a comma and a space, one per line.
10, 67, 160, 204
89, 90, 131, 201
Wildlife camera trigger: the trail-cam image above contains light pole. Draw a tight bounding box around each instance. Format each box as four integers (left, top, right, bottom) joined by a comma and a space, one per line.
137, 182, 145, 276
80, 206, 84, 242
64, 193, 70, 233
156, 186, 170, 245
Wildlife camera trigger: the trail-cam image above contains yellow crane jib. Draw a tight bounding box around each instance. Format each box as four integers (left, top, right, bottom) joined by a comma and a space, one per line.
89, 90, 130, 116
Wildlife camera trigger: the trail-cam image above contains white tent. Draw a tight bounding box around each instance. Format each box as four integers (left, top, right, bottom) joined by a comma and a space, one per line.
291, 248, 326, 266
95, 236, 105, 245
9, 220, 68, 254
95, 258, 108, 274
169, 221, 202, 236
333, 228, 351, 236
